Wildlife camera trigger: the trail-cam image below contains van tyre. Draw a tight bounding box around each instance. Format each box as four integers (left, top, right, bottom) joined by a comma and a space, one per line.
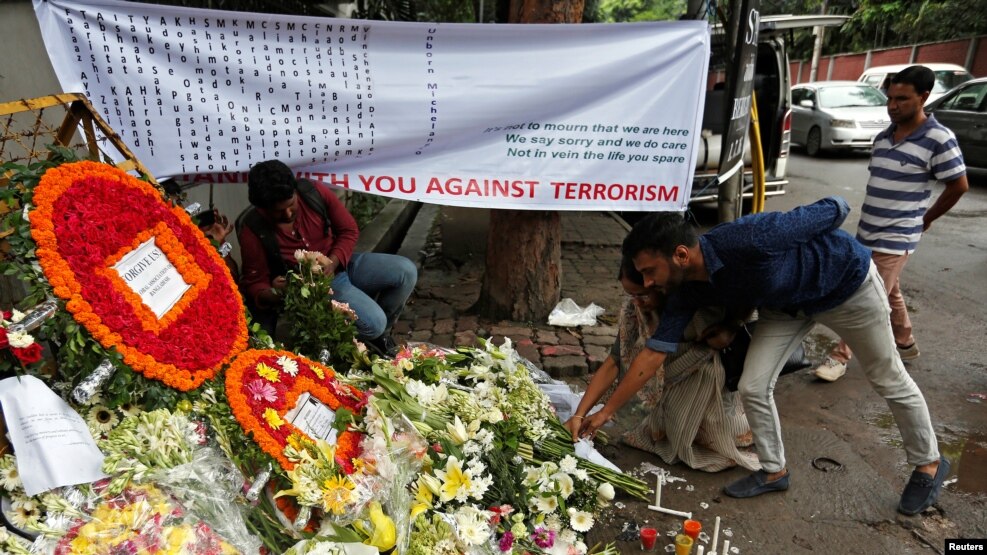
806, 127, 823, 157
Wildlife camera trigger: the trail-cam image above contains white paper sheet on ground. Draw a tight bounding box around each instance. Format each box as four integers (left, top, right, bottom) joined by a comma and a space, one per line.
574, 438, 622, 473
0, 375, 107, 496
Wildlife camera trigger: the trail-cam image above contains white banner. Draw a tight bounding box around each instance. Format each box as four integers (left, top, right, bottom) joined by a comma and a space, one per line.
34, 0, 710, 211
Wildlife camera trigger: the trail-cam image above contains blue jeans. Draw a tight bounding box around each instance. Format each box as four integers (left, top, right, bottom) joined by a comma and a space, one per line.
332, 252, 417, 340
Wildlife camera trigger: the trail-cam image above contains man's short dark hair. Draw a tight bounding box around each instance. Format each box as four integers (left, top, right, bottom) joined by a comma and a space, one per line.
622, 212, 698, 260
617, 255, 644, 285
247, 160, 296, 208
890, 65, 936, 96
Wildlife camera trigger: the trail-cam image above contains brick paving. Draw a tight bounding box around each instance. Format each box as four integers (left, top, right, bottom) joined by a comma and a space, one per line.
393, 211, 631, 378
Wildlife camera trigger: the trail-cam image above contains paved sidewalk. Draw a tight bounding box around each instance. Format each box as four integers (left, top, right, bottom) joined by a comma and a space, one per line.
392, 211, 632, 378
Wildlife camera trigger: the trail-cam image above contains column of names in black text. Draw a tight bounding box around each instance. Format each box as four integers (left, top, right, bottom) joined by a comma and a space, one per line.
63, 10, 377, 173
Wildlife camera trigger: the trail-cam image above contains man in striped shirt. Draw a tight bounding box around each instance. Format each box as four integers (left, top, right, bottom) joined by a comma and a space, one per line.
812, 65, 969, 383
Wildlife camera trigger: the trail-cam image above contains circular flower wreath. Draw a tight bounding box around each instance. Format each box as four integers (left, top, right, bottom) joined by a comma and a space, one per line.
30, 161, 248, 391
225, 349, 366, 471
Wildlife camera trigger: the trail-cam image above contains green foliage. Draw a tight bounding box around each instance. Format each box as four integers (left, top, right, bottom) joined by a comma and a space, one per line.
343, 191, 389, 230
281, 255, 368, 373
354, 0, 417, 21
592, 0, 687, 22
762, 0, 987, 58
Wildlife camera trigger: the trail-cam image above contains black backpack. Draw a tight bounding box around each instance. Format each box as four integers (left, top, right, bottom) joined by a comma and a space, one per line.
235, 178, 331, 279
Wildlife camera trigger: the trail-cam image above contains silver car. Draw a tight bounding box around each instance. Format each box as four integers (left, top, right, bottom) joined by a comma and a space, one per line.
791, 81, 890, 156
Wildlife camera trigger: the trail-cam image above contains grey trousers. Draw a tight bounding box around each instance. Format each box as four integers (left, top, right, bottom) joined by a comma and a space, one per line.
738, 262, 940, 473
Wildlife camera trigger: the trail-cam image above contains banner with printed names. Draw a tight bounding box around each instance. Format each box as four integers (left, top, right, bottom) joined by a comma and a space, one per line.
34, 0, 710, 211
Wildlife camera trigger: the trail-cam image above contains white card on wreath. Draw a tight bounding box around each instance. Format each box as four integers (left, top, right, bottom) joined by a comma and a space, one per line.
285, 392, 339, 444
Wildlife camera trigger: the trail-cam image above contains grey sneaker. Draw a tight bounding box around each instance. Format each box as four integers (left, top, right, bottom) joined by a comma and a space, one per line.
812, 357, 847, 382
897, 343, 920, 361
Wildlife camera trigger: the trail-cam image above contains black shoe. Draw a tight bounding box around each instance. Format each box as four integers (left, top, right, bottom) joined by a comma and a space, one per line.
898, 456, 950, 515
723, 470, 790, 498
366, 334, 400, 358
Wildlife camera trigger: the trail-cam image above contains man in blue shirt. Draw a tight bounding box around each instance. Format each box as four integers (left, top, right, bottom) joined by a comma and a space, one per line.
577, 197, 948, 515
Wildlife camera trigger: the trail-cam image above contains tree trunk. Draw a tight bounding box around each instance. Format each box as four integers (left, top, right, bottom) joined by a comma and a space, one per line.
476, 210, 562, 320
476, 0, 581, 321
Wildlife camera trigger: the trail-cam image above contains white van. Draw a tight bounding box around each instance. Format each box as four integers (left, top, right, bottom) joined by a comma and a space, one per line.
858, 63, 973, 104
689, 14, 848, 204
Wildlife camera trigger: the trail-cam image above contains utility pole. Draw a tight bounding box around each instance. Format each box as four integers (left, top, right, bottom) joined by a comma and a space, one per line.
809, 0, 828, 82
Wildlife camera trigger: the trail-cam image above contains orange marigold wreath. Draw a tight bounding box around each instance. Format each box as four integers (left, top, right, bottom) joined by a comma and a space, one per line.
225, 349, 366, 471
30, 161, 248, 390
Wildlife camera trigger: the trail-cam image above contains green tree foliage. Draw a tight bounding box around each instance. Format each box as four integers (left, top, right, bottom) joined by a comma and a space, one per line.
590, 0, 687, 22
762, 0, 987, 56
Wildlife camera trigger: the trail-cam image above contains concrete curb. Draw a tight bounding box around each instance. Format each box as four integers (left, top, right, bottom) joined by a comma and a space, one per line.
355, 200, 421, 254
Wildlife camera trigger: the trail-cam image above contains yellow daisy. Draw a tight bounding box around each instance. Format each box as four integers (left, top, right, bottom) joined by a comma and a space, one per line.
321, 475, 355, 515
256, 363, 281, 382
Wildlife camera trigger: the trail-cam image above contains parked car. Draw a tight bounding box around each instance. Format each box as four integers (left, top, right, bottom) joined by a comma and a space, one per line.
688, 14, 849, 204
858, 63, 973, 104
790, 81, 890, 156
924, 76, 987, 171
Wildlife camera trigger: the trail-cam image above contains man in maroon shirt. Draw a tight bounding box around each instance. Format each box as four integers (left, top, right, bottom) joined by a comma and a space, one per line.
239, 160, 417, 355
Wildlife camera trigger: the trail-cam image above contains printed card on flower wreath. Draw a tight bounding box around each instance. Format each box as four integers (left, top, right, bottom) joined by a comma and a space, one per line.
30, 161, 248, 390
225, 349, 366, 471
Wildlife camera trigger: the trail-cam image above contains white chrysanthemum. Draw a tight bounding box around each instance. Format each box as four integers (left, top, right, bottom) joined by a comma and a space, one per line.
574, 540, 588, 555
10, 309, 25, 324
470, 474, 492, 500
278, 356, 300, 377
453, 506, 492, 546
559, 455, 578, 474
0, 462, 22, 491
531, 494, 559, 514
597, 482, 616, 503
574, 468, 589, 481
6, 331, 34, 349
8, 499, 40, 528
85, 405, 119, 434
567, 508, 594, 532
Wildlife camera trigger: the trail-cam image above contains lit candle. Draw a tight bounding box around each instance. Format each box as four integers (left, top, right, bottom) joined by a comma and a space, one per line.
723, 539, 731, 555
655, 474, 663, 507
711, 516, 721, 555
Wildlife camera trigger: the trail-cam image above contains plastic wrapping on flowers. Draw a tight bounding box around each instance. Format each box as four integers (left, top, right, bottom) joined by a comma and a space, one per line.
0, 408, 263, 554
43, 482, 246, 555
358, 404, 427, 555
152, 447, 264, 554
